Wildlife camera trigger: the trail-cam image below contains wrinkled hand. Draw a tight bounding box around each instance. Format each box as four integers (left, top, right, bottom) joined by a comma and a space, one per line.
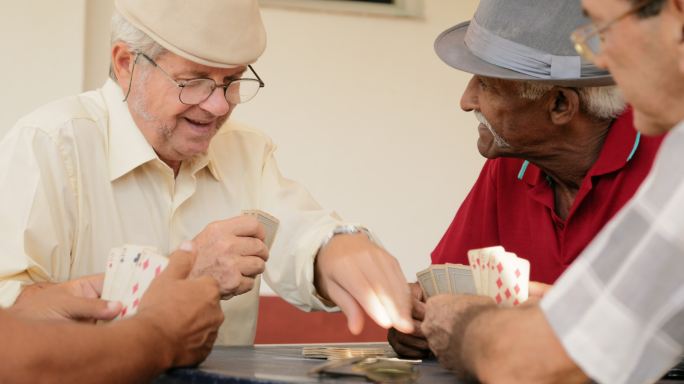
387, 282, 431, 358
314, 233, 413, 335
422, 294, 494, 372
136, 243, 224, 367
191, 215, 269, 299
10, 274, 121, 322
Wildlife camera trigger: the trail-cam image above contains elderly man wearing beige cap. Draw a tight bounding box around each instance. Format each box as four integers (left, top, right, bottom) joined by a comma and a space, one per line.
0, 0, 413, 344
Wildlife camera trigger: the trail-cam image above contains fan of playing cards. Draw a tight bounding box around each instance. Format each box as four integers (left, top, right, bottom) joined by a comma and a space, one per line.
101, 210, 280, 321
101, 245, 169, 320
417, 246, 530, 307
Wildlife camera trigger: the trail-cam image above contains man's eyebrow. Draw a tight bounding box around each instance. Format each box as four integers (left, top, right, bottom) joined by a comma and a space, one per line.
175, 69, 247, 83
224, 70, 246, 82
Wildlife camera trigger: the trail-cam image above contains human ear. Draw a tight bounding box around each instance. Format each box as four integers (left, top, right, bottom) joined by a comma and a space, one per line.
548, 88, 579, 125
111, 43, 134, 92
673, 0, 684, 73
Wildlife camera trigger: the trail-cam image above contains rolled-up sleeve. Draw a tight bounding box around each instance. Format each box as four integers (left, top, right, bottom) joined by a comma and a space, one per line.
258, 140, 342, 312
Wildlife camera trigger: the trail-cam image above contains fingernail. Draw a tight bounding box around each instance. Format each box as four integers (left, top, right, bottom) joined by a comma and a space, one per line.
106, 301, 121, 312
179, 240, 193, 252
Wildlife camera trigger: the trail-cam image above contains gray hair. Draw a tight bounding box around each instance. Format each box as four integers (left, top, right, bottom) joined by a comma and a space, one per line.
517, 82, 626, 120
109, 11, 167, 81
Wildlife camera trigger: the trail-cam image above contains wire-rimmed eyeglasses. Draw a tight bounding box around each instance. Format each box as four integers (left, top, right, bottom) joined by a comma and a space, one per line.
123, 51, 265, 105
571, 0, 654, 63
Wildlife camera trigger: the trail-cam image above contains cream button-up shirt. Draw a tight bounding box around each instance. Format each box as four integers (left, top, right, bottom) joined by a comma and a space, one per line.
0, 80, 340, 345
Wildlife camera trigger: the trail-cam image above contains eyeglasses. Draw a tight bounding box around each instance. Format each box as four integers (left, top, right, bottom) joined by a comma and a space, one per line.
571, 0, 654, 63
123, 52, 265, 105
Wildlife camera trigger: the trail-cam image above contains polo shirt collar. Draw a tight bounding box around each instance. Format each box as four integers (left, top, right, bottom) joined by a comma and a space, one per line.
102, 80, 221, 182
585, 107, 640, 176
518, 107, 640, 186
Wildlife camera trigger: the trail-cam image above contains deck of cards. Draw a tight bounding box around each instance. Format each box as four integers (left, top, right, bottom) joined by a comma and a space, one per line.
101, 245, 169, 320
242, 209, 279, 250
302, 346, 396, 360
417, 246, 530, 307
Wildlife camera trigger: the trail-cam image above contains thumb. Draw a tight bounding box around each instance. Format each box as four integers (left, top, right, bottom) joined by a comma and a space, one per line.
160, 241, 196, 280
64, 297, 122, 321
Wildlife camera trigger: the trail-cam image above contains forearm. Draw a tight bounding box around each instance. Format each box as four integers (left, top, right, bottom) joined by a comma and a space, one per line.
461, 305, 588, 384
0, 311, 172, 383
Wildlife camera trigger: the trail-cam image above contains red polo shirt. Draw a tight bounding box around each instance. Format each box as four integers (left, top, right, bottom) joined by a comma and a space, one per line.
431, 108, 664, 284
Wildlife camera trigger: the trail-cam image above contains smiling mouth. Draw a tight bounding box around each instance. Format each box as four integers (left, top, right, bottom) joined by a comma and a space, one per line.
185, 117, 214, 125
182, 117, 219, 133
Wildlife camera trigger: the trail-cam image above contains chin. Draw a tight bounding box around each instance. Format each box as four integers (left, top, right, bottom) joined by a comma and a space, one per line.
476, 141, 498, 159
633, 111, 675, 136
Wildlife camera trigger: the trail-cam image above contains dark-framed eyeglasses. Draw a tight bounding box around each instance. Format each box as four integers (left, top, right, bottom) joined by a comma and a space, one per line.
571, 0, 655, 63
123, 51, 265, 105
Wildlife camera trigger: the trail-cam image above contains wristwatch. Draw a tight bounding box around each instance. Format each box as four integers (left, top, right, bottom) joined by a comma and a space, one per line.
319, 224, 373, 250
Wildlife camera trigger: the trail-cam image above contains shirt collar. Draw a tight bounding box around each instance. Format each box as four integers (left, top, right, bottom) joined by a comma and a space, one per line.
102, 79, 220, 182
586, 107, 640, 176
518, 107, 639, 185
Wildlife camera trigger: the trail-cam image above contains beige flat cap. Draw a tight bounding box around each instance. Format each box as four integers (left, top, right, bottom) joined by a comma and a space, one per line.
115, 0, 266, 68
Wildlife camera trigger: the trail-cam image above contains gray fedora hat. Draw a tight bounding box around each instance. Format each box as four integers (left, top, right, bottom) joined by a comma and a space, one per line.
435, 0, 613, 87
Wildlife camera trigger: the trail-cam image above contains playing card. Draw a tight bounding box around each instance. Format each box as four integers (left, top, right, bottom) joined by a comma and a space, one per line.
467, 249, 482, 294
430, 265, 450, 294
105, 245, 138, 304
446, 263, 477, 295
101, 247, 124, 300
416, 267, 437, 298
242, 209, 280, 250
101, 245, 167, 322
117, 248, 169, 319
479, 246, 505, 296
488, 251, 530, 307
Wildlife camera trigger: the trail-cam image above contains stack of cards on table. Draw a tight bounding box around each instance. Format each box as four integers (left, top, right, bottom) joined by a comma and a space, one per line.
302, 346, 396, 360
416, 246, 530, 307
242, 209, 279, 250
101, 245, 169, 320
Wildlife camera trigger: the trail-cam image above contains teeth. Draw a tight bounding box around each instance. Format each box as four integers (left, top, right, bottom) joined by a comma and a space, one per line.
186, 118, 212, 125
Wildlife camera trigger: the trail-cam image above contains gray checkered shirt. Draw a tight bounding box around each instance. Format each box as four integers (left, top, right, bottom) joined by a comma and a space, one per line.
541, 122, 684, 384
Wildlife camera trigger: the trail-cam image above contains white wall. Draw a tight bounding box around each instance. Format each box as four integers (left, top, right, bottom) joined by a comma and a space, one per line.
0, 0, 484, 294
0, 0, 86, 133
238, 1, 484, 293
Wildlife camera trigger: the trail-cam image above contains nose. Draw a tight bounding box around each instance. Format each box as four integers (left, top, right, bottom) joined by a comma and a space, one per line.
460, 76, 480, 112
198, 87, 232, 116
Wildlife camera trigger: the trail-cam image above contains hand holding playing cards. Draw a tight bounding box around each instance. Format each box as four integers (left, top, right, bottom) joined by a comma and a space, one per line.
314, 233, 413, 335
11, 274, 122, 322
387, 282, 431, 358
190, 215, 269, 299
134, 244, 223, 367
422, 294, 495, 372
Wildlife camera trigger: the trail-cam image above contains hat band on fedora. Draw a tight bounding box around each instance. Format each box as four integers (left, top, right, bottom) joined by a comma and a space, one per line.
464, 18, 603, 80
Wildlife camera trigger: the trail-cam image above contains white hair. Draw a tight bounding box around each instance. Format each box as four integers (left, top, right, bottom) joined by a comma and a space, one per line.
518, 82, 626, 120
109, 11, 167, 81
